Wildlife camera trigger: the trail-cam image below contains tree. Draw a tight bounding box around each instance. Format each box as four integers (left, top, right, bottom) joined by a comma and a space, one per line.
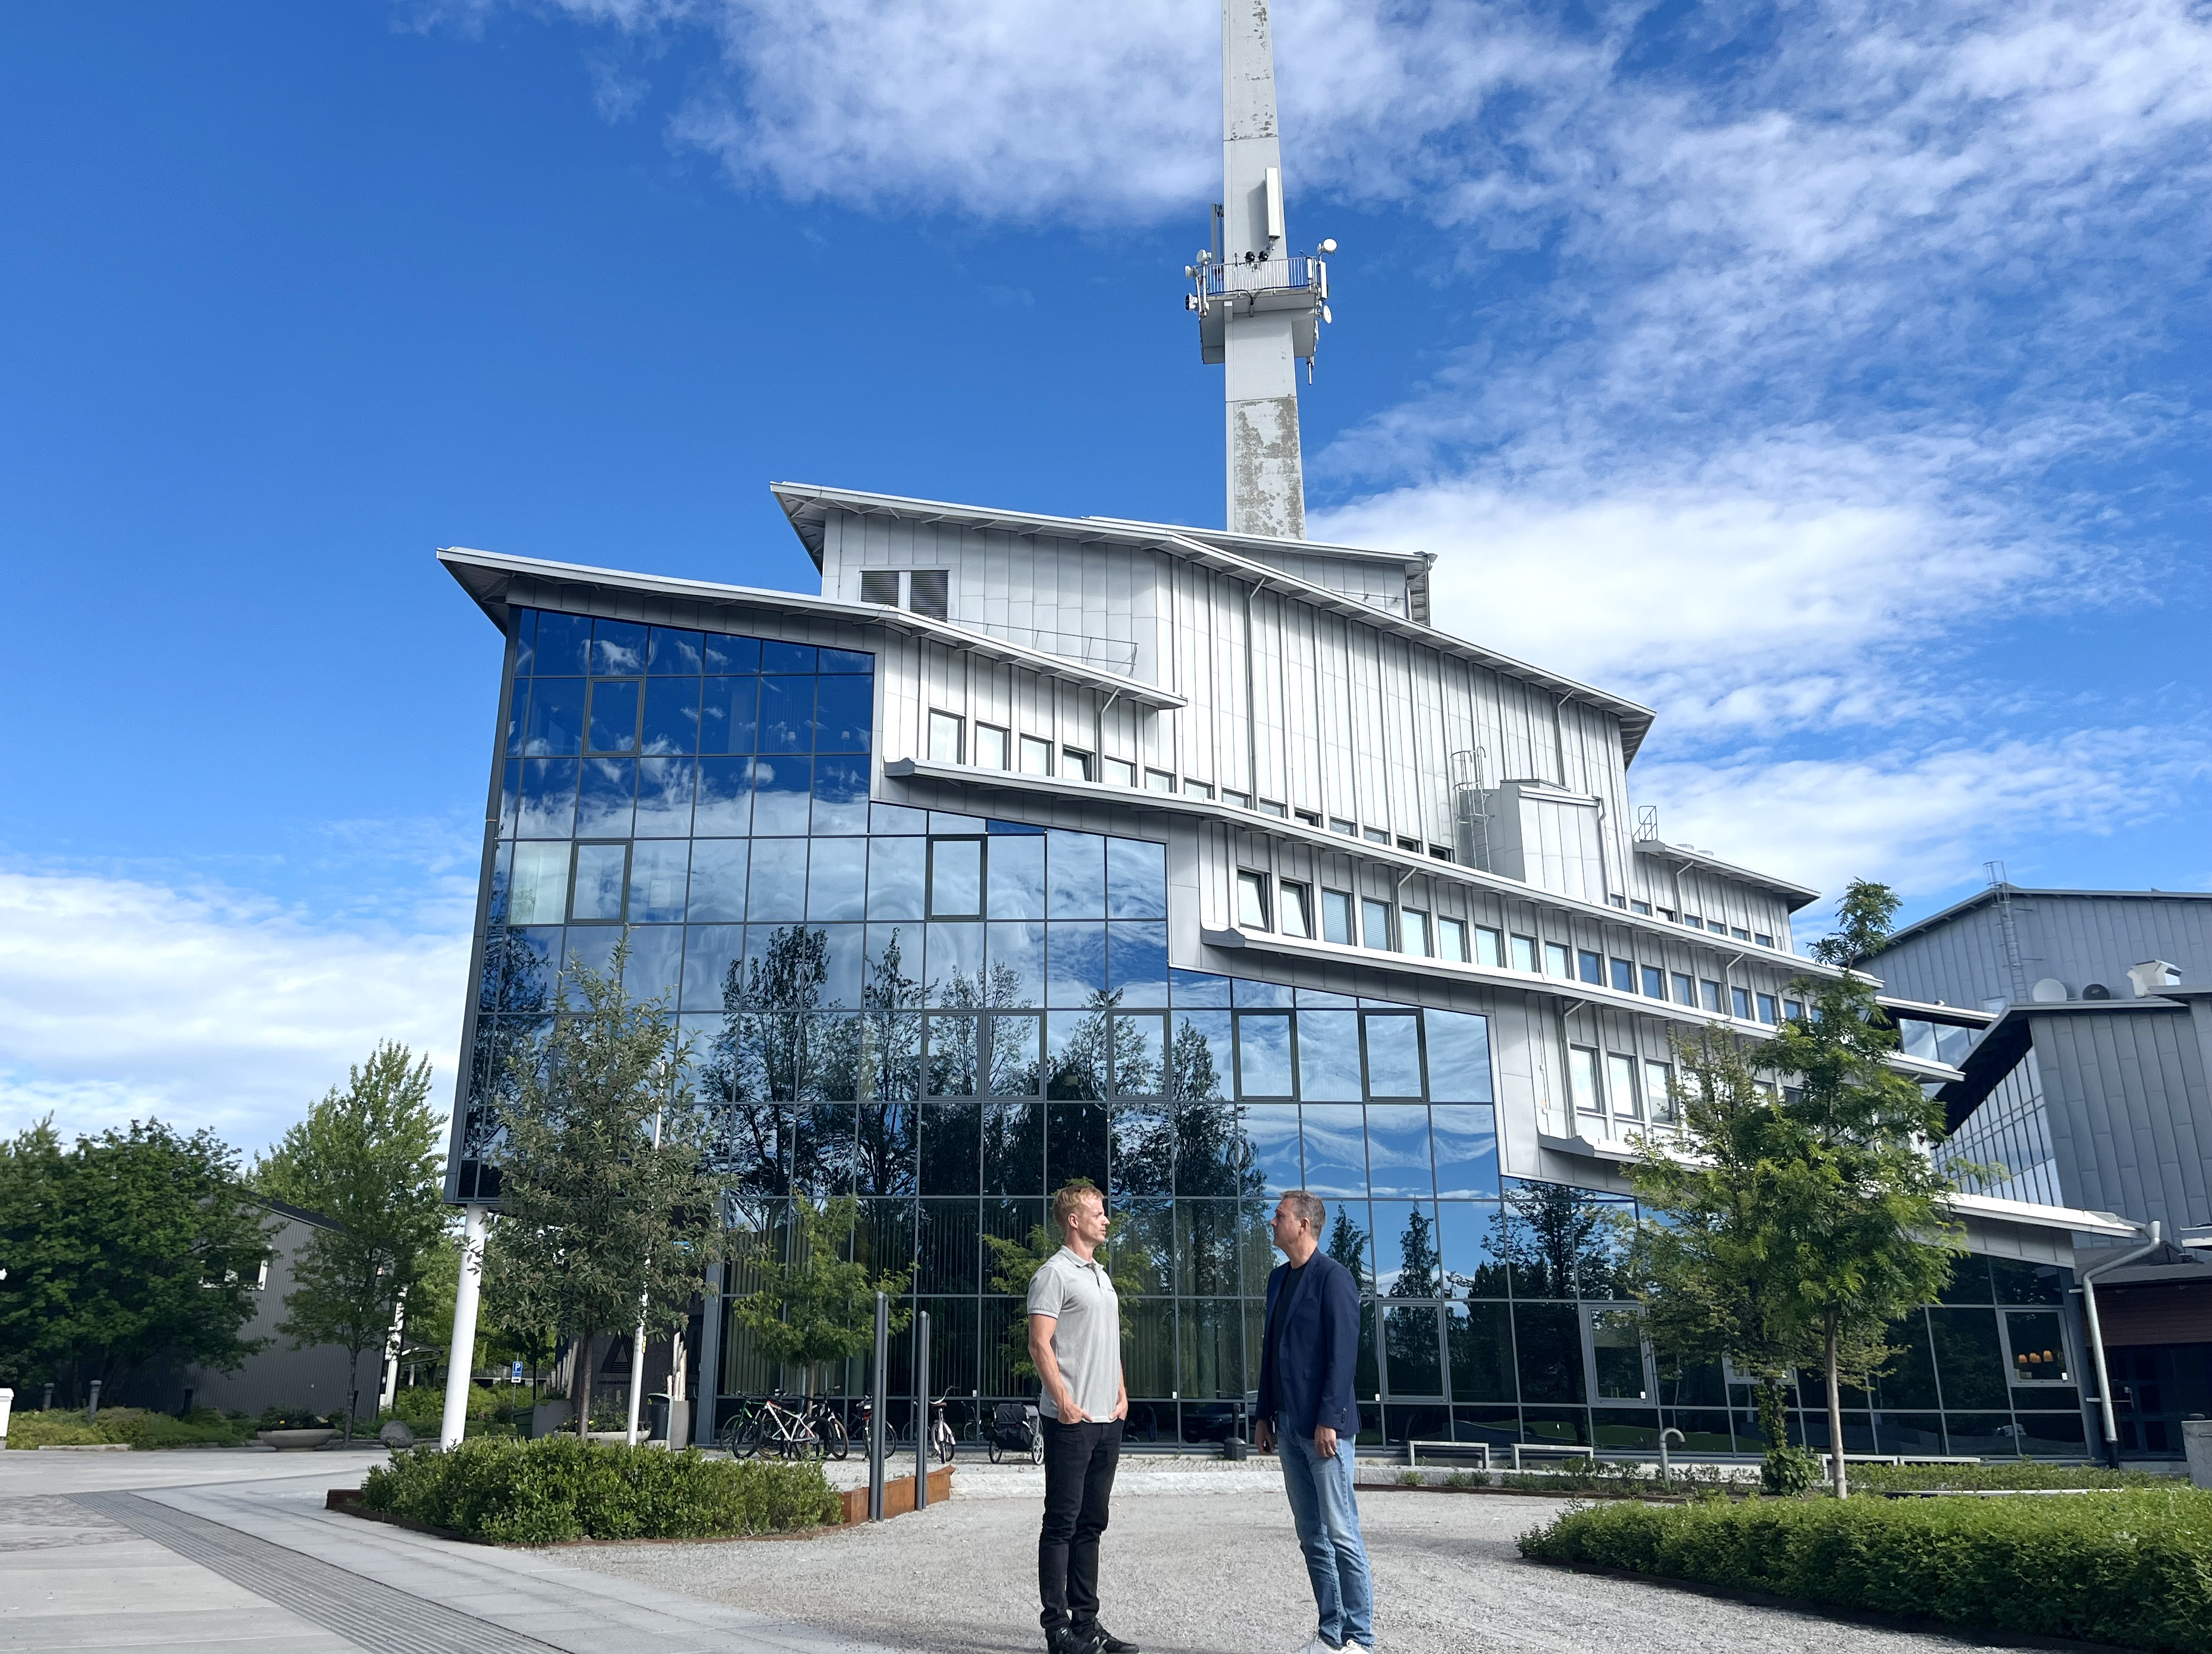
485, 938, 733, 1439
0, 1119, 272, 1401
732, 1195, 913, 1402
1810, 878, 1903, 971
254, 1042, 449, 1439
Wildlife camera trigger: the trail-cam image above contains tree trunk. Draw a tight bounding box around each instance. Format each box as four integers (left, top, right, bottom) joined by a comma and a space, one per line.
1825, 1315, 1848, 1500
343, 1341, 364, 1441
1757, 1377, 1788, 1456
575, 1332, 593, 1441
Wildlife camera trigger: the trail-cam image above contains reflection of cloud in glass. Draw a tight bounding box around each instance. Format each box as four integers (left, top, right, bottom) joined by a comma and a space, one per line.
1236, 1013, 1292, 1097
1297, 1010, 1361, 1101
1299, 1105, 1367, 1196
1364, 1104, 1433, 1198
1364, 1014, 1423, 1097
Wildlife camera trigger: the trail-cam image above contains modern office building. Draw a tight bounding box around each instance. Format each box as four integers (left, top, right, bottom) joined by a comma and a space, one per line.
1873, 886, 2212, 1455
435, 0, 2144, 1459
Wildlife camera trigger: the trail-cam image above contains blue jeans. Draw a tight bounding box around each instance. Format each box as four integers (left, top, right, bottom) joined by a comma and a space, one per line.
1279, 1430, 1373, 1648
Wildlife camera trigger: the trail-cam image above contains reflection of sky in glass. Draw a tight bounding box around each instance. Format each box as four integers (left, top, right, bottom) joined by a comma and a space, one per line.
1232, 979, 1294, 1009
524, 678, 584, 755
987, 922, 1044, 1005
640, 676, 700, 754
1437, 1201, 1508, 1296
810, 756, 869, 835
1174, 1010, 1233, 1102
570, 843, 626, 920
990, 1015, 1041, 1095
758, 675, 811, 752
1365, 1104, 1434, 1198
532, 612, 589, 675
635, 757, 694, 836
746, 839, 806, 922
1236, 1014, 1292, 1097
1046, 922, 1106, 1006
1364, 1014, 1423, 1097
929, 839, 982, 917
1046, 829, 1105, 919
806, 837, 867, 922
750, 757, 812, 835
590, 620, 646, 675
622, 925, 684, 1006
686, 839, 746, 922
518, 759, 578, 838
587, 678, 640, 753
1107, 922, 1168, 1006
1105, 838, 1167, 919
1432, 1106, 1499, 1198
1113, 1014, 1165, 1095
1297, 1010, 1361, 1101
1299, 1105, 1368, 1196
701, 676, 756, 754
647, 625, 702, 675
1239, 1103, 1301, 1195
1171, 969, 1232, 1007
817, 924, 864, 1008
681, 925, 742, 1011
1426, 1010, 1494, 1102
628, 840, 688, 922
576, 759, 635, 838
867, 837, 926, 920
703, 633, 758, 673
987, 834, 1046, 919
692, 757, 751, 837
925, 921, 984, 1001
813, 675, 873, 753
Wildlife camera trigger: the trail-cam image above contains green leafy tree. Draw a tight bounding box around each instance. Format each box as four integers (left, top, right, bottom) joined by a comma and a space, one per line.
731, 1195, 913, 1402
1810, 878, 1903, 971
983, 1181, 1143, 1382
485, 938, 733, 1439
254, 1042, 449, 1438
0, 1119, 272, 1401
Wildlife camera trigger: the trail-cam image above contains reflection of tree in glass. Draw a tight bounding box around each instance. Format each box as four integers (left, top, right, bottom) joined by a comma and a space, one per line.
1167, 1022, 1262, 1199
466, 908, 551, 1160
1390, 1206, 1439, 1299
1382, 1205, 1441, 1396
1326, 1205, 1371, 1289
864, 930, 924, 1102
1045, 990, 1146, 1099
1500, 1180, 1609, 1299
697, 925, 825, 1194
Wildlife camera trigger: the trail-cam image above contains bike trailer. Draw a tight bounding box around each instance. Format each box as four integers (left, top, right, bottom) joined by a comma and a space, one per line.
990, 1401, 1038, 1451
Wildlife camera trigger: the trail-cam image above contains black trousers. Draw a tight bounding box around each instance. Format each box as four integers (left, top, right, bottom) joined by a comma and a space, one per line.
1038, 1417, 1122, 1628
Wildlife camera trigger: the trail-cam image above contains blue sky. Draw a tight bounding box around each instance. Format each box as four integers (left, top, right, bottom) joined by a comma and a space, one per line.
2, 0, 2205, 1153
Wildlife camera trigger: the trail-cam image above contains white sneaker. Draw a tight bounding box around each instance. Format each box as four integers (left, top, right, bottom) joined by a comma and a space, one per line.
1294, 1639, 1341, 1654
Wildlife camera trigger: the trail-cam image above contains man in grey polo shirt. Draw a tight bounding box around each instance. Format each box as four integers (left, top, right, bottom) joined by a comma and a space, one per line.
1027, 1182, 1136, 1654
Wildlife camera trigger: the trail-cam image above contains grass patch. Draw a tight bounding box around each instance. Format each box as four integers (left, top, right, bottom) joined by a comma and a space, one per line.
1519, 1487, 2212, 1653
4, 1408, 259, 1450
361, 1436, 842, 1543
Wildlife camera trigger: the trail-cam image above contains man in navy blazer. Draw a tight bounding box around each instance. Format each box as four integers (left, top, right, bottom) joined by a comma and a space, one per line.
1253, 1189, 1375, 1653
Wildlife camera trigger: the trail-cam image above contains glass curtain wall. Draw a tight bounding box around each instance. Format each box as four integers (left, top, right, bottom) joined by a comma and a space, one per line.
458, 607, 2085, 1454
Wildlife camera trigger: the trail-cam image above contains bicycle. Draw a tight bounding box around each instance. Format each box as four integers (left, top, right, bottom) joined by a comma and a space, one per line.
927, 1392, 957, 1466
725, 1392, 851, 1461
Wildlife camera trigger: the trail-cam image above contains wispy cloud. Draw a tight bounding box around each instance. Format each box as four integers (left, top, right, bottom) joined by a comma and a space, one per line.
0, 869, 471, 1157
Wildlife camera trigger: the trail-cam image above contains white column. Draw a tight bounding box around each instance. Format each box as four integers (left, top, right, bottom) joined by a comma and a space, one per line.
378, 1290, 407, 1415
438, 1204, 490, 1451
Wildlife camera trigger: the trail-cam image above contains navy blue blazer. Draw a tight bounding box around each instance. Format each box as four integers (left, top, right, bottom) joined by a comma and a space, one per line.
1254, 1251, 1361, 1438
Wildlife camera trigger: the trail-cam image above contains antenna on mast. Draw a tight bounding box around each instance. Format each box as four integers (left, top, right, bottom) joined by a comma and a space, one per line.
1181, 0, 1331, 540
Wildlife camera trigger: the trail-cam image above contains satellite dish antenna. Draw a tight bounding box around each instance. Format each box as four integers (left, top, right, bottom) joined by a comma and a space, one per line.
2031, 978, 2068, 1003
1319, 237, 1338, 254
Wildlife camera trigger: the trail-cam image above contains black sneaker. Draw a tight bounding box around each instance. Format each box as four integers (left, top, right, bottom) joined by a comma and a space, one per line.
1047, 1623, 1099, 1654
1073, 1624, 1138, 1654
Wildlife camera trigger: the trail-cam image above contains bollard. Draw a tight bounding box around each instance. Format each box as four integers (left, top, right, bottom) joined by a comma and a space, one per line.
914, 1310, 932, 1511
87, 1379, 102, 1422
867, 1291, 887, 1522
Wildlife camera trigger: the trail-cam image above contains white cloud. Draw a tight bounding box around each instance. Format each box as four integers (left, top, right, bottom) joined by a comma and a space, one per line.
0, 870, 471, 1160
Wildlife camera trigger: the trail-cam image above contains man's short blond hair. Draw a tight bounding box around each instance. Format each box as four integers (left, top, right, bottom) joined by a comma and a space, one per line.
1281, 1189, 1326, 1235
1052, 1181, 1104, 1232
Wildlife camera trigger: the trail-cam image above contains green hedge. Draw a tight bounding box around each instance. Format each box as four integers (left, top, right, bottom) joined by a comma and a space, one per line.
1850, 1461, 2180, 1493
4, 1408, 257, 1450
361, 1436, 842, 1544
1519, 1490, 2212, 1653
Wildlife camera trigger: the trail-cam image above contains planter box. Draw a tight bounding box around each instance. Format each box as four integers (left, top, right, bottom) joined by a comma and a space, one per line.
259, 1428, 337, 1451
836, 1465, 954, 1525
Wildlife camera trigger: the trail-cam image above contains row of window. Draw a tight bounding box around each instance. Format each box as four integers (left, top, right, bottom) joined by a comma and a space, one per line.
925, 709, 1456, 857
1232, 869, 1803, 1024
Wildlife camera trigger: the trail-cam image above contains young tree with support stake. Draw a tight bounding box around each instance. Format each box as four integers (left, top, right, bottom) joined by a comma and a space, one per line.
485, 939, 732, 1440
256, 1042, 447, 1440
1634, 879, 1979, 1499
732, 1196, 913, 1418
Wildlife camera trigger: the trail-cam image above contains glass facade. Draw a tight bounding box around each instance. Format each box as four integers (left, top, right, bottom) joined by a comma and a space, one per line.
456, 606, 2088, 1453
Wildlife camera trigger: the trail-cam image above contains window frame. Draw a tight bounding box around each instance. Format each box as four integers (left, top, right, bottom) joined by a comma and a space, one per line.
927, 709, 964, 764
974, 723, 1009, 769
1568, 1045, 1603, 1116
1236, 869, 1271, 930
1279, 879, 1313, 939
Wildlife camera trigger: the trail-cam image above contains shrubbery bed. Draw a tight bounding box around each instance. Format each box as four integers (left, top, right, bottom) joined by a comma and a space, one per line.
1519, 1489, 2212, 1653
4, 1407, 258, 1450
361, 1436, 842, 1543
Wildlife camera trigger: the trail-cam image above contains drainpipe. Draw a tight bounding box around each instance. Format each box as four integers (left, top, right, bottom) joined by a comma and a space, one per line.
2081, 1221, 2162, 1466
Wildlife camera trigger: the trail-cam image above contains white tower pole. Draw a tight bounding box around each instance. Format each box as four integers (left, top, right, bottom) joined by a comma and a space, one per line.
1221, 0, 1304, 538
438, 1203, 490, 1451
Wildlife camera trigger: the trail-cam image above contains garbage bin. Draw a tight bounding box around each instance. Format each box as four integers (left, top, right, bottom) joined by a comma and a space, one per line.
647, 1393, 671, 1443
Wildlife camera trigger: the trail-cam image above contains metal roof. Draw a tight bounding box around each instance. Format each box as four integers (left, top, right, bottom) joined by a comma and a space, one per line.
1634, 837, 1821, 910
437, 547, 1188, 710
1882, 883, 2212, 951
770, 482, 1658, 762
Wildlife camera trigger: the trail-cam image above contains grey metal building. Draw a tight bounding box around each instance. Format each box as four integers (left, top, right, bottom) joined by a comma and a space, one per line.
1873, 886, 2212, 1455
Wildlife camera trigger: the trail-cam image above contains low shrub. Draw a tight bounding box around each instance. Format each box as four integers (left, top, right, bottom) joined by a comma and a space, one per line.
1851, 1461, 2178, 1493
361, 1436, 841, 1544
3, 1407, 257, 1450
1519, 1487, 2212, 1653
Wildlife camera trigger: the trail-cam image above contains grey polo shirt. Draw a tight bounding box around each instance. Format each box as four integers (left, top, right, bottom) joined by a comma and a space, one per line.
1027, 1246, 1121, 1422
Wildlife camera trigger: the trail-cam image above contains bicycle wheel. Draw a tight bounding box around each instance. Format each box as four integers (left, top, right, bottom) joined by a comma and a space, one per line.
816, 1412, 850, 1461
734, 1411, 769, 1459
988, 1439, 1004, 1464
1029, 1431, 1044, 1466
934, 1421, 955, 1465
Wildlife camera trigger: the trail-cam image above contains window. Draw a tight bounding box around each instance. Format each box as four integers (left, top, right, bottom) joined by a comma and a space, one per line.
1258, 798, 1287, 818
1657, 907, 1677, 922
859, 569, 900, 606
1362, 827, 1390, 844
1569, 1047, 1602, 1116
1605, 1053, 1641, 1122
907, 568, 950, 620
1439, 917, 1468, 963
975, 723, 1008, 769
1279, 881, 1312, 938
1641, 964, 1665, 1000
1699, 979, 1722, 1012
1755, 992, 1779, 1025
1295, 809, 1321, 826
1731, 926, 1750, 941
1236, 870, 1270, 929
1754, 932, 1774, 948
1510, 933, 1537, 972
928, 710, 963, 763
1145, 768, 1174, 792
1223, 790, 1251, 809
1609, 957, 1634, 993
1644, 1060, 1675, 1124
1063, 748, 1092, 781
1362, 898, 1393, 950
1019, 735, 1052, 775
1400, 909, 1431, 956
1183, 778, 1213, 800
1684, 913, 1702, 929
1474, 926, 1503, 968
1576, 948, 1602, 985
1101, 757, 1136, 788
1608, 894, 1627, 910
1429, 844, 1453, 862
1672, 972, 1694, 1006
1783, 998, 1804, 1022
1322, 889, 1354, 945
1630, 899, 1652, 915
1393, 835, 1418, 853
1329, 817, 1356, 835
1545, 941, 1572, 978
1709, 920, 1728, 935
1731, 985, 1753, 1019
569, 842, 629, 921
928, 838, 983, 917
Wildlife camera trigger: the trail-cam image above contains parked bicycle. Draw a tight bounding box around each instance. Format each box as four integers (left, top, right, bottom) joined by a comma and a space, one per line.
927, 1392, 957, 1466
719, 1392, 850, 1461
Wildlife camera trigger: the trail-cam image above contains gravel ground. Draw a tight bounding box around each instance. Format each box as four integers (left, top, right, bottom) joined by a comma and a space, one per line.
556, 1478, 2024, 1654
